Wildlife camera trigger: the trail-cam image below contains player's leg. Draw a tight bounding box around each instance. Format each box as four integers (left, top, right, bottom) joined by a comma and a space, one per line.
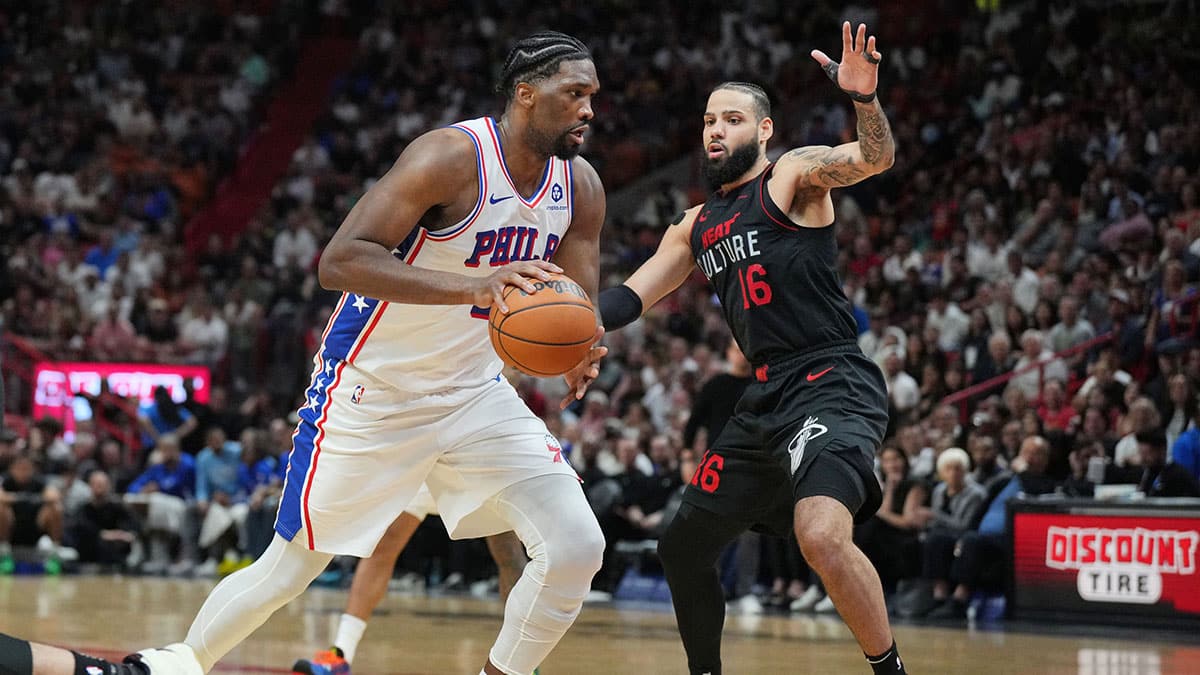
484, 530, 528, 600
481, 473, 604, 675
792, 451, 905, 674
0, 631, 155, 675
657, 501, 748, 675
130, 534, 334, 672
293, 510, 424, 674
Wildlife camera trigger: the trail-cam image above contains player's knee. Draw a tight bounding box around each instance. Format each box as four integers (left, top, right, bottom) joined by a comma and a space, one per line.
542, 516, 604, 587
657, 516, 688, 571
795, 519, 851, 574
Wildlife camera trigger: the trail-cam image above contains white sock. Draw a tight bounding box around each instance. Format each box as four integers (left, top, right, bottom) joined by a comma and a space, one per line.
333, 613, 368, 664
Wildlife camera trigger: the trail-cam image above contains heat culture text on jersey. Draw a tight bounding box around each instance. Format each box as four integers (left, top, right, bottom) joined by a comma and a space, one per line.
688, 164, 859, 365
694, 213, 763, 279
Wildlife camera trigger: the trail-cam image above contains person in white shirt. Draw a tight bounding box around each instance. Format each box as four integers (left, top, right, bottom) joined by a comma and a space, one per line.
883, 348, 920, 416
926, 291, 970, 353
272, 213, 318, 271
882, 233, 923, 284
1004, 249, 1040, 315
1011, 329, 1067, 399
966, 226, 1010, 282
1048, 295, 1096, 368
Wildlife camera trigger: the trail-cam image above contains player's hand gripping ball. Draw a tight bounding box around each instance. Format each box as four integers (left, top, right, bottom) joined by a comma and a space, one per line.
488, 273, 598, 376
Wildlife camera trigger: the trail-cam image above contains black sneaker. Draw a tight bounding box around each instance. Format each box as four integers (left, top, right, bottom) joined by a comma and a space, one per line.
927, 597, 968, 620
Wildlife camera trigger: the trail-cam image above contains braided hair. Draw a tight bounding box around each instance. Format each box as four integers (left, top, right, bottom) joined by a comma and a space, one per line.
712, 82, 772, 121
497, 31, 591, 101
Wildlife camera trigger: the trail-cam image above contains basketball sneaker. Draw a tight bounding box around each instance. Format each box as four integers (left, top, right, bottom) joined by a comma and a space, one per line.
292, 647, 351, 674
128, 643, 205, 675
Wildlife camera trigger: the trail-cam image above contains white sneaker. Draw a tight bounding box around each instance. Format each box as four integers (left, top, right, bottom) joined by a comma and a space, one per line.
789, 586, 823, 612
814, 594, 837, 614
193, 558, 219, 578
130, 643, 205, 675
727, 594, 764, 615
584, 589, 613, 603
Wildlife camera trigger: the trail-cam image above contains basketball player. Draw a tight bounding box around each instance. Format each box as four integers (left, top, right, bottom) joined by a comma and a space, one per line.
291, 487, 529, 674
110, 32, 605, 675
597, 23, 906, 674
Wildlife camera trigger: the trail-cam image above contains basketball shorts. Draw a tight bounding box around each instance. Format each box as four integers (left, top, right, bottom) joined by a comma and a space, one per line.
681, 340, 889, 536
275, 364, 576, 557
403, 484, 437, 521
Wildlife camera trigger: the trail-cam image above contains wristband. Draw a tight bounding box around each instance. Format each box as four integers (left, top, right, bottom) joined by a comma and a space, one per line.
821, 62, 876, 103
598, 284, 643, 330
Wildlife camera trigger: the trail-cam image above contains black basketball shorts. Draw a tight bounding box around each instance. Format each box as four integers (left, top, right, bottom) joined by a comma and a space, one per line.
681, 340, 889, 536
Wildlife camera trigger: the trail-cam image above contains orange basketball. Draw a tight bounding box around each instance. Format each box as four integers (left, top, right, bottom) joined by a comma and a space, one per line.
488, 273, 597, 377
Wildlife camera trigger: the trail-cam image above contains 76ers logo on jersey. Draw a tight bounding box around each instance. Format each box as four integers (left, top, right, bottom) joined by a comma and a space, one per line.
787, 416, 828, 475
551, 183, 564, 202
351, 385, 366, 405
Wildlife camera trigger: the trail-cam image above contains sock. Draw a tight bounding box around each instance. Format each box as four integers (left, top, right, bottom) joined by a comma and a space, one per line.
866, 640, 906, 674
333, 613, 367, 664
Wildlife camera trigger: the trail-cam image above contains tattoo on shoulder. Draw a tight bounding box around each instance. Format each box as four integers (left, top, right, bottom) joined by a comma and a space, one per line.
669, 211, 686, 226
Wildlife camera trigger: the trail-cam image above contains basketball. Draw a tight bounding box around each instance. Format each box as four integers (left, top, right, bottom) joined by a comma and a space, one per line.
488, 273, 597, 376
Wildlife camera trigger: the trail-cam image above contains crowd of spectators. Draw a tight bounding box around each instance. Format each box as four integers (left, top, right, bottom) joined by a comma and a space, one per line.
2, 0, 1200, 624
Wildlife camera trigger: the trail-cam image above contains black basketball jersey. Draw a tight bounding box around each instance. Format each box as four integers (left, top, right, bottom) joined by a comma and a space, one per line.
689, 164, 858, 365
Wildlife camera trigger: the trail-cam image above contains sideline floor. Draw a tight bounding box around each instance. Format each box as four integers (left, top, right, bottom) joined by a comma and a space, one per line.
1, 576, 1197, 674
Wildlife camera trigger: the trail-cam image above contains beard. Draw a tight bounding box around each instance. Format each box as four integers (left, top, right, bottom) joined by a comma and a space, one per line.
702, 140, 760, 190
527, 123, 583, 160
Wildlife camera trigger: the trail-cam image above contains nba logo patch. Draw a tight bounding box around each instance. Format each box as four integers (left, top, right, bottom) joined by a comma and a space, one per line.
545, 434, 565, 463
551, 183, 563, 202
351, 385, 366, 404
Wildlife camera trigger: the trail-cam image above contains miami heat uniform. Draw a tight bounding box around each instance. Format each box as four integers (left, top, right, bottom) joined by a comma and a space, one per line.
275, 117, 578, 557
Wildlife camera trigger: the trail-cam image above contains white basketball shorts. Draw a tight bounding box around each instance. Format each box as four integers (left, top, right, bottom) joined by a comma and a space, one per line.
275, 364, 575, 557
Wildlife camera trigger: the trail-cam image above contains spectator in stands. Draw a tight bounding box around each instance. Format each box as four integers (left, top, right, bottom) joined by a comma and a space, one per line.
194, 427, 247, 577
68, 471, 139, 568
1048, 295, 1096, 372
0, 455, 64, 574
918, 447, 988, 618
1062, 439, 1106, 498
897, 423, 935, 481
178, 292, 229, 368
1037, 379, 1077, 433
238, 429, 284, 561
127, 434, 196, 575
972, 330, 1015, 386
967, 434, 1011, 501
1159, 373, 1195, 450
855, 446, 927, 593
935, 436, 1059, 621
1076, 405, 1118, 457
1136, 431, 1200, 498
926, 290, 970, 353
1011, 330, 1068, 399
1114, 397, 1162, 469
137, 386, 197, 453
883, 348, 920, 419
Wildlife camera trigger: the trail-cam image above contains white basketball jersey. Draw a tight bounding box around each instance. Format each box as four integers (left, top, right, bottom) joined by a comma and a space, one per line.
312, 117, 575, 393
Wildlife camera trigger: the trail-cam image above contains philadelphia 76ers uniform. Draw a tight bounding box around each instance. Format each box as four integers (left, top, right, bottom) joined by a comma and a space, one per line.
275, 117, 579, 557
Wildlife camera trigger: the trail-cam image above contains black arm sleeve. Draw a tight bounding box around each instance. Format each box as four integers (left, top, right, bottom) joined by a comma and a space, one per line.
598, 284, 643, 330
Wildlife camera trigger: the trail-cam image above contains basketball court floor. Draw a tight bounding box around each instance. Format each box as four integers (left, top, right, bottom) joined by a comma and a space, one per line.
1, 576, 1197, 674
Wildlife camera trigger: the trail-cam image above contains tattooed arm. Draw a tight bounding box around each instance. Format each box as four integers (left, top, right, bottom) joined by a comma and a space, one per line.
776, 99, 895, 189
774, 21, 895, 191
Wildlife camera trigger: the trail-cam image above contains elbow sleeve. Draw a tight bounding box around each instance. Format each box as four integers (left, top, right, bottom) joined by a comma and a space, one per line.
598, 284, 643, 330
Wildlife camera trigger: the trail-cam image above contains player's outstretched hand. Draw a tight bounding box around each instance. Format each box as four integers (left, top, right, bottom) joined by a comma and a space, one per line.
475, 260, 563, 313
810, 21, 881, 101
561, 325, 607, 410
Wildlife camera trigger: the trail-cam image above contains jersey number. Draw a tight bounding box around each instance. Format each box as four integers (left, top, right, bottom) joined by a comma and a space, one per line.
736, 264, 772, 309
690, 450, 725, 494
